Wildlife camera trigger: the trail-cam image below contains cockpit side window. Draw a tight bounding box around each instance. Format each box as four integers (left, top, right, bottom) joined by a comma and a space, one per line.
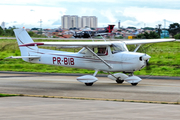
79, 47, 108, 55
111, 43, 128, 54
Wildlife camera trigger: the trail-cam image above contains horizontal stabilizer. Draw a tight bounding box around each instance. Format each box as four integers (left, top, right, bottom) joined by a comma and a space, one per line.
5, 56, 40, 59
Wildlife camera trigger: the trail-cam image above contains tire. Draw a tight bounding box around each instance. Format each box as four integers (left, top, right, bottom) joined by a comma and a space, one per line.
116, 80, 124, 84
116, 77, 124, 84
85, 83, 93, 86
131, 83, 138, 86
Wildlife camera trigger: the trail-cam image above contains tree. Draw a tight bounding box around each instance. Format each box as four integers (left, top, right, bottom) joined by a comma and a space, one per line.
143, 27, 155, 30
168, 23, 180, 37
4, 28, 15, 36
127, 27, 136, 29
0, 26, 4, 36
174, 33, 180, 39
136, 31, 160, 39
0, 26, 16, 36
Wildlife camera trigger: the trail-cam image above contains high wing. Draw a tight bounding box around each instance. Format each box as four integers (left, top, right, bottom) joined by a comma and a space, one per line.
19, 42, 112, 47
123, 39, 175, 45
19, 39, 175, 47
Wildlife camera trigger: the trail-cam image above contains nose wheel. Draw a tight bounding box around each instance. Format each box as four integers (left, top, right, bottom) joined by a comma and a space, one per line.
131, 83, 138, 86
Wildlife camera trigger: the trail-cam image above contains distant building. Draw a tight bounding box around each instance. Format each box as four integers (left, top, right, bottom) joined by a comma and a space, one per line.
1, 22, 5, 29
81, 16, 97, 28
118, 21, 120, 29
61, 15, 71, 29
161, 30, 169, 38
81, 16, 90, 28
61, 15, 97, 29
71, 15, 81, 28
89, 16, 97, 28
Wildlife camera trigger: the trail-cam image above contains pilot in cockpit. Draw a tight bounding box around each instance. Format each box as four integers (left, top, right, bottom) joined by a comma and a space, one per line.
97, 47, 107, 56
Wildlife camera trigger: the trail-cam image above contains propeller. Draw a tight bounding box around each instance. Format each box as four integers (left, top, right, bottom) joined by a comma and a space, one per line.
139, 44, 153, 74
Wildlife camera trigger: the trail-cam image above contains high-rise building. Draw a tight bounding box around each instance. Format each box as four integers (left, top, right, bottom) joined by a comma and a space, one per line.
78, 17, 81, 28
81, 16, 97, 28
89, 16, 97, 28
61, 15, 71, 29
81, 16, 90, 28
1, 22, 5, 29
118, 20, 121, 29
61, 15, 98, 29
70, 15, 79, 28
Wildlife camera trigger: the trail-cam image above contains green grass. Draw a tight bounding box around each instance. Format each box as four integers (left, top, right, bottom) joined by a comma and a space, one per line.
0, 39, 180, 76
0, 93, 18, 97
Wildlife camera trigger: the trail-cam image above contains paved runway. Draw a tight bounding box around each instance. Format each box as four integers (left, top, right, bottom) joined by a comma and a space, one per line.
0, 72, 180, 102
0, 72, 180, 119
1, 97, 180, 120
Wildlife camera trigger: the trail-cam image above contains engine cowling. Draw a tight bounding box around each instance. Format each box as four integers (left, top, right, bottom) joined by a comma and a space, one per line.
77, 75, 98, 83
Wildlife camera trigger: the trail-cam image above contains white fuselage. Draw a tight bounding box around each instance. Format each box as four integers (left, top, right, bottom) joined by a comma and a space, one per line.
23, 46, 148, 73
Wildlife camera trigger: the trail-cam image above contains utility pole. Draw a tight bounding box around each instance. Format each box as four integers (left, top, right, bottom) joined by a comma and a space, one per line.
157, 24, 162, 38
40, 19, 42, 35
164, 19, 166, 29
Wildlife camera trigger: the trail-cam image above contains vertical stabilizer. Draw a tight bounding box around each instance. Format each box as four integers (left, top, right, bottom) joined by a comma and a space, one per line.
107, 25, 115, 33
14, 28, 38, 57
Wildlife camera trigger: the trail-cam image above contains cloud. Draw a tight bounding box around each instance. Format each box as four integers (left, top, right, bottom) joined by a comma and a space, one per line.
0, 0, 118, 4
100, 10, 117, 23
123, 7, 180, 27
1, 0, 180, 28
0, 5, 66, 28
52, 19, 61, 25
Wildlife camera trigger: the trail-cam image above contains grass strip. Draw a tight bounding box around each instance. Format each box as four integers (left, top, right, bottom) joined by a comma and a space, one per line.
1, 93, 179, 105
0, 93, 18, 97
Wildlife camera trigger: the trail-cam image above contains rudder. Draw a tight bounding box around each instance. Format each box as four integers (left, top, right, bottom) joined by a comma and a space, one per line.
14, 28, 38, 56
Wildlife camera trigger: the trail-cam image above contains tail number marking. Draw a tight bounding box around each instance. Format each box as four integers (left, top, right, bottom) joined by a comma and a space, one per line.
53, 57, 74, 65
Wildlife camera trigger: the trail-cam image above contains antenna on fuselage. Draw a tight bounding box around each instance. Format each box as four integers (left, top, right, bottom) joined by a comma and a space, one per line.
88, 31, 94, 42
100, 35, 107, 42
96, 30, 106, 42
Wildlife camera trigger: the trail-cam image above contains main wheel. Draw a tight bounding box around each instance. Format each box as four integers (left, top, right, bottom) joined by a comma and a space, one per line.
85, 83, 93, 86
116, 77, 124, 84
131, 83, 138, 86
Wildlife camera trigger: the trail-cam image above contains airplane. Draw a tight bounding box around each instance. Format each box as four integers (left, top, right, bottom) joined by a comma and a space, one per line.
73, 25, 115, 38
6, 28, 175, 86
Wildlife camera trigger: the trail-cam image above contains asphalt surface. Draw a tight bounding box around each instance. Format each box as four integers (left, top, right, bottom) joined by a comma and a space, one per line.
0, 72, 180, 102
0, 72, 180, 119
1, 97, 180, 120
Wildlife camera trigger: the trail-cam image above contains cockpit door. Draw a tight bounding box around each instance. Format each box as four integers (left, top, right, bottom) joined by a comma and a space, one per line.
109, 43, 128, 71
92, 46, 110, 70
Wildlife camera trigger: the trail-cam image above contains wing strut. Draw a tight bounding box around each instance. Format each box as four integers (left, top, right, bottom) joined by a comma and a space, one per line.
134, 44, 141, 52
85, 47, 112, 69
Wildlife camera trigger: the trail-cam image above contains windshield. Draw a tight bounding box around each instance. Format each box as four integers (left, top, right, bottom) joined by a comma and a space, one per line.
111, 43, 128, 54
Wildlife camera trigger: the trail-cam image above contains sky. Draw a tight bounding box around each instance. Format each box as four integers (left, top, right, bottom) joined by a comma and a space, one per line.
1, 0, 180, 29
